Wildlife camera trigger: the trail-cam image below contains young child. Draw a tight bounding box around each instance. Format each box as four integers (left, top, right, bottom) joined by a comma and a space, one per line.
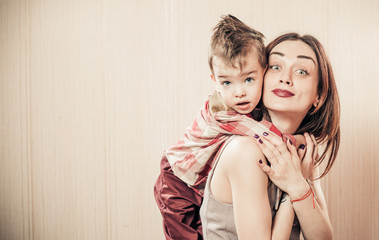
154, 15, 295, 240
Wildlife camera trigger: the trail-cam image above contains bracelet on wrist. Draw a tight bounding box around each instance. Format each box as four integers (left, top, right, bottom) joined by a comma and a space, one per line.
290, 186, 315, 209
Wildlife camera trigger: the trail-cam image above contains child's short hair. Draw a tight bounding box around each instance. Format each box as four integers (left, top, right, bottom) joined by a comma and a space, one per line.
209, 14, 266, 74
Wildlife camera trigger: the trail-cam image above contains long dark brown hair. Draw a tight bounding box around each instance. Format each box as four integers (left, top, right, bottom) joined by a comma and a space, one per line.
263, 33, 340, 178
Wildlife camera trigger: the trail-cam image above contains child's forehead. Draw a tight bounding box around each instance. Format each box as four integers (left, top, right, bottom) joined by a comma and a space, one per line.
215, 49, 260, 67
233, 52, 263, 71
215, 58, 263, 77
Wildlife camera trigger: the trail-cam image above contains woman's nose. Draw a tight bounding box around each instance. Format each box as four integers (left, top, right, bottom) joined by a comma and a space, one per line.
280, 79, 292, 86
279, 71, 293, 86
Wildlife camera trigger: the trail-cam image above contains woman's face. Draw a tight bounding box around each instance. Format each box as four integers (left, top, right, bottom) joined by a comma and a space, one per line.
263, 40, 319, 117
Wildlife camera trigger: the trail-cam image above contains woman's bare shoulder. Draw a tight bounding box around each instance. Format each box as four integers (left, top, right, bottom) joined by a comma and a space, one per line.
217, 136, 266, 172
210, 136, 269, 204
222, 136, 264, 161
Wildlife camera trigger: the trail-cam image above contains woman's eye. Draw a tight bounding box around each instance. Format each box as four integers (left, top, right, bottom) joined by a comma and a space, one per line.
222, 81, 231, 86
245, 77, 254, 83
269, 65, 281, 70
296, 69, 308, 76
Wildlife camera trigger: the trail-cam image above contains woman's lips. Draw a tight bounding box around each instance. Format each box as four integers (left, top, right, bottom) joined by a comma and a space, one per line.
272, 89, 295, 98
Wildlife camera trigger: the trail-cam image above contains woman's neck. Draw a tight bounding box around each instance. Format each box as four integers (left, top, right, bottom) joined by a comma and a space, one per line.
264, 110, 306, 134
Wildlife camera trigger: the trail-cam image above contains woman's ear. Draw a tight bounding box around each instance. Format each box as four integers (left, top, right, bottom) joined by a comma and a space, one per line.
313, 96, 320, 108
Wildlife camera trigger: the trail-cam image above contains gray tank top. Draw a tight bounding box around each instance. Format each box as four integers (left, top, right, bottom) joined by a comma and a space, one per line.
200, 136, 301, 239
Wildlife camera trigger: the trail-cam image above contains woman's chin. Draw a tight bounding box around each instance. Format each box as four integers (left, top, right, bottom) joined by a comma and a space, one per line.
266, 107, 308, 118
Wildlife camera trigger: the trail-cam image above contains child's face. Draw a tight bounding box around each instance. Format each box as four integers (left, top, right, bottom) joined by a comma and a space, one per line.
212, 48, 265, 114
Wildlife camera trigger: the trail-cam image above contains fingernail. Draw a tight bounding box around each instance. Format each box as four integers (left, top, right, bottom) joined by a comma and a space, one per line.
263, 132, 268, 136
254, 134, 259, 139
259, 159, 263, 164
259, 139, 263, 144
289, 139, 293, 145
299, 144, 306, 150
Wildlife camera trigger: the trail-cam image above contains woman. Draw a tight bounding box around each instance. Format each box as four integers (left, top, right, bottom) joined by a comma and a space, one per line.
200, 33, 340, 239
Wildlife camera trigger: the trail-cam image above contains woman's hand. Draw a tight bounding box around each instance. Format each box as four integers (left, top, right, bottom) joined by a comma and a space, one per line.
254, 132, 313, 197
299, 133, 319, 180
255, 132, 333, 239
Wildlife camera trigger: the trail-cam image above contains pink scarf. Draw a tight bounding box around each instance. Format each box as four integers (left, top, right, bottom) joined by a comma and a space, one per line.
164, 93, 293, 193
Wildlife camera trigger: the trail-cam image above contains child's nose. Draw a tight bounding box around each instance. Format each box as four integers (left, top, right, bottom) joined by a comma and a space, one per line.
235, 87, 246, 98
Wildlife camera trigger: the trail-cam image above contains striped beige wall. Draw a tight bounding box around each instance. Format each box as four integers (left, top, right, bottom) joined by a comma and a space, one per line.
1, 0, 378, 239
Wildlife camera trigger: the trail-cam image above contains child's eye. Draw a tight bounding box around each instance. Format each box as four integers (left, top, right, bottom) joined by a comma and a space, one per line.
245, 77, 255, 83
222, 81, 231, 86
269, 65, 281, 70
296, 69, 308, 76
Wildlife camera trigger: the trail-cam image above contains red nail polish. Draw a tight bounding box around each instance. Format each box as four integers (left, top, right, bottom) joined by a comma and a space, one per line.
254, 134, 259, 139
259, 159, 263, 164
259, 139, 263, 144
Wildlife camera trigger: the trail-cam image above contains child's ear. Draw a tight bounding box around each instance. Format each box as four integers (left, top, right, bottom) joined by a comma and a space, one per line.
210, 74, 220, 91
210, 73, 216, 83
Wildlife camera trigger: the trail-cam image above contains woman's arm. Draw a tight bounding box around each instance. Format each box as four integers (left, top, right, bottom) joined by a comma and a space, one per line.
210, 136, 294, 239
287, 177, 333, 240
256, 133, 333, 240
291, 165, 333, 240
271, 193, 295, 239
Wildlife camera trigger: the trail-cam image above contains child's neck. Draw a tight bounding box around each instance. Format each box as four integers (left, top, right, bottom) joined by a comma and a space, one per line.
264, 110, 306, 134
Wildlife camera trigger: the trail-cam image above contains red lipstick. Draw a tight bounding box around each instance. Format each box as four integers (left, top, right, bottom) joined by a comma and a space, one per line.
272, 89, 294, 98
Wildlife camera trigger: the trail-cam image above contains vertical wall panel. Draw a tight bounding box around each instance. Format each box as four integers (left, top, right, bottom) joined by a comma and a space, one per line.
0, 0, 31, 239
27, 0, 107, 239
0, 0, 378, 239
321, 1, 379, 239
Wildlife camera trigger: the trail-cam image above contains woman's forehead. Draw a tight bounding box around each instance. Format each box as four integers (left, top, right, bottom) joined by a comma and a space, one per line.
270, 40, 317, 64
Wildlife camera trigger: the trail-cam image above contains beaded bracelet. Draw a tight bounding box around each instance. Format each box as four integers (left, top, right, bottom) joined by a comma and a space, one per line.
290, 187, 315, 209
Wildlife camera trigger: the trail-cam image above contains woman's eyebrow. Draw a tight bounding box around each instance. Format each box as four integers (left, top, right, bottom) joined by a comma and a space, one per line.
269, 51, 284, 57
297, 55, 316, 65
270, 51, 316, 66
